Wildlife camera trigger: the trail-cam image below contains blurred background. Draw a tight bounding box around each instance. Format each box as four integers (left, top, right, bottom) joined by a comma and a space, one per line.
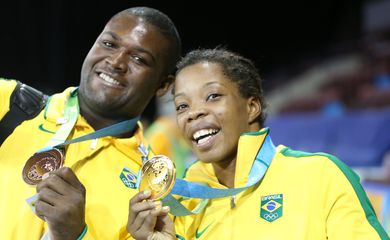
0, 0, 367, 98
1, 0, 390, 231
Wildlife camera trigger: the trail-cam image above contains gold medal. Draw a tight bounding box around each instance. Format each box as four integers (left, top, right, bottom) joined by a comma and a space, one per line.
139, 155, 176, 200
22, 148, 65, 185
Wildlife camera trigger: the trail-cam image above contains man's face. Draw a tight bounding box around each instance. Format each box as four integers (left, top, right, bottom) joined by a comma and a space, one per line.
79, 14, 171, 119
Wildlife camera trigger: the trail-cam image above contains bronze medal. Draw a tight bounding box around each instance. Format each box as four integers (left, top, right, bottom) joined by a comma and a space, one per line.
139, 155, 176, 200
22, 148, 65, 185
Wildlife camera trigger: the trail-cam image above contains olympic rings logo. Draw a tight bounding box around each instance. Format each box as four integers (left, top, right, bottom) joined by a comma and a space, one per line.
122, 177, 130, 185
263, 212, 279, 221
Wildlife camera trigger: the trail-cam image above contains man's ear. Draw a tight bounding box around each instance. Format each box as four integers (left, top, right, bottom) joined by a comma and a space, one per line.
247, 97, 262, 124
156, 75, 174, 97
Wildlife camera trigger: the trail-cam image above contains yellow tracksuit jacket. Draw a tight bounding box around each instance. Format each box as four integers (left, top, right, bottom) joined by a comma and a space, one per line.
0, 79, 144, 239
174, 129, 389, 239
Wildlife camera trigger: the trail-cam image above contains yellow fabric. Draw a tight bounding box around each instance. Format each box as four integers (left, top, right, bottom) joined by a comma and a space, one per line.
174, 129, 388, 240
0, 80, 146, 239
0, 78, 18, 119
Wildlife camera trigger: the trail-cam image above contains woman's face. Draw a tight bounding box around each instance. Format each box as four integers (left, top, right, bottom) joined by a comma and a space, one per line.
174, 62, 260, 164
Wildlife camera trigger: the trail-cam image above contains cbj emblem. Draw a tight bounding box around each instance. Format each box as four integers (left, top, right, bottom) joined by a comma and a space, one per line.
260, 194, 283, 222
120, 167, 138, 189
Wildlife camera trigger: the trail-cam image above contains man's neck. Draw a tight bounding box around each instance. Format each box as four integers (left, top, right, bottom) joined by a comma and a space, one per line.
78, 100, 135, 138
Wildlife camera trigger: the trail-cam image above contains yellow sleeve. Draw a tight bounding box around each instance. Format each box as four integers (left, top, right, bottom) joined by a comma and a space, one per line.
173, 202, 204, 240
174, 216, 187, 240
173, 166, 206, 240
174, 211, 199, 240
0, 78, 18, 120
323, 158, 389, 239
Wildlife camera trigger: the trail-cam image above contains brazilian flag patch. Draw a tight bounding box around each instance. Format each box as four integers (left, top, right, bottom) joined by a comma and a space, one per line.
260, 194, 283, 222
120, 167, 137, 189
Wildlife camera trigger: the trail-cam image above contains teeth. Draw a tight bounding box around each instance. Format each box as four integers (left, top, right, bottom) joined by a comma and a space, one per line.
99, 73, 120, 85
193, 129, 218, 141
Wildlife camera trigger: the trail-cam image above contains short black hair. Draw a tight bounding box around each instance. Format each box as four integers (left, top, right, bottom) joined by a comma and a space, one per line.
176, 48, 267, 127
115, 7, 182, 74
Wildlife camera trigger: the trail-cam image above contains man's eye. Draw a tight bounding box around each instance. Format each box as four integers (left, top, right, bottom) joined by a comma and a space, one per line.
102, 41, 114, 48
132, 55, 146, 64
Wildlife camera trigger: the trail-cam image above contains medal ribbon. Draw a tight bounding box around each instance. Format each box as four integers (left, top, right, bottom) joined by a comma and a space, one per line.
38, 89, 140, 153
33, 89, 140, 240
39, 89, 79, 150
162, 131, 276, 216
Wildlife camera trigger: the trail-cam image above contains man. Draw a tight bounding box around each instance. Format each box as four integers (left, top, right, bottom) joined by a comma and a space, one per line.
0, 6, 181, 240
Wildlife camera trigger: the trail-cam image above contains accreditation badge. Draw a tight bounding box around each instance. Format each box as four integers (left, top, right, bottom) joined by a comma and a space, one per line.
139, 155, 176, 200
22, 148, 65, 185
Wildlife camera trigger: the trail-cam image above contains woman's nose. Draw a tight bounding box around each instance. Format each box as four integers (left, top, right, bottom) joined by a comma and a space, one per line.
186, 107, 207, 122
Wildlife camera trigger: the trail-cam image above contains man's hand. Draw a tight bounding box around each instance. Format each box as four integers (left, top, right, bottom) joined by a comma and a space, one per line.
127, 191, 175, 240
35, 167, 86, 240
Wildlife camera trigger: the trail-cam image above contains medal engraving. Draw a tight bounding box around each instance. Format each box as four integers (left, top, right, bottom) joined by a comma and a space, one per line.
22, 148, 64, 185
139, 155, 176, 200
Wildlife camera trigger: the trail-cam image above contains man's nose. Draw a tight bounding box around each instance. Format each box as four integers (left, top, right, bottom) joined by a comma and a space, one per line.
106, 50, 127, 72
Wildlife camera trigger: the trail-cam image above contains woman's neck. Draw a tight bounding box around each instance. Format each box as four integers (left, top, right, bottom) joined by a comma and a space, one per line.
212, 156, 237, 188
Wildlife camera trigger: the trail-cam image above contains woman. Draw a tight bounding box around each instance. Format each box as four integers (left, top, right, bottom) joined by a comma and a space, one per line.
127, 48, 388, 239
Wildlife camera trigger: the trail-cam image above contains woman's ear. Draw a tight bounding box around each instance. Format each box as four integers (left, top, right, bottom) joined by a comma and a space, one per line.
247, 97, 261, 124
156, 75, 175, 97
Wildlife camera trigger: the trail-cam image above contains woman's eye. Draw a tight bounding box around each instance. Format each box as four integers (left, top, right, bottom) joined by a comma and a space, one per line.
206, 93, 221, 101
175, 104, 188, 112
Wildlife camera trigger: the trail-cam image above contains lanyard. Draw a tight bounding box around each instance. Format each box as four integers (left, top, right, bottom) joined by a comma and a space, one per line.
162, 131, 276, 216
38, 89, 140, 153
40, 89, 79, 150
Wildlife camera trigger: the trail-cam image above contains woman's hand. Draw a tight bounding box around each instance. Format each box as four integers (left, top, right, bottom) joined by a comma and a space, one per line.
127, 191, 176, 240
